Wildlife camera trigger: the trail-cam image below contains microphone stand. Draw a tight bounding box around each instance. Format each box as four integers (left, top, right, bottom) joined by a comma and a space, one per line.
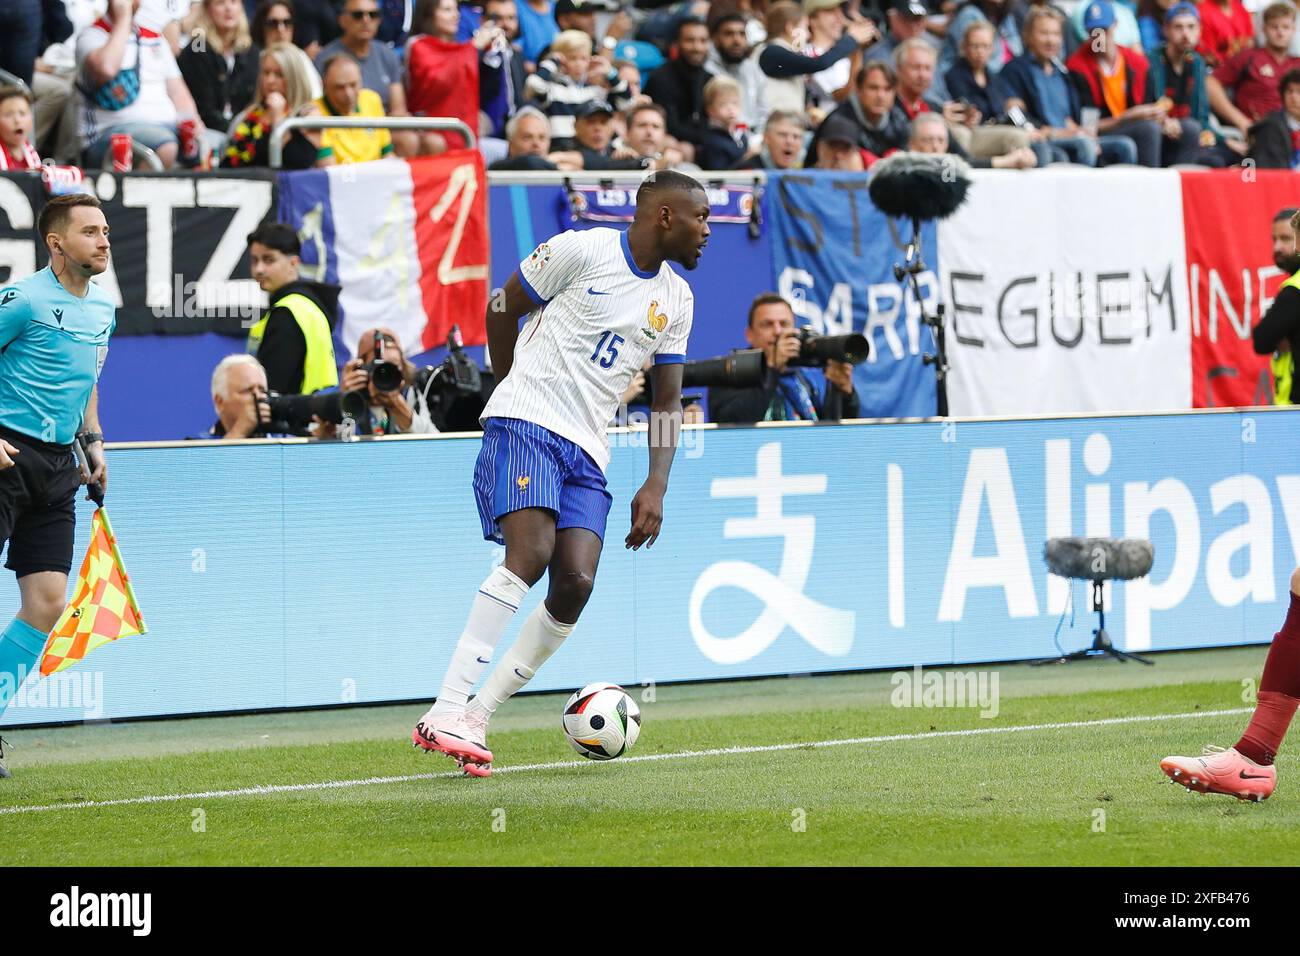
893, 214, 949, 418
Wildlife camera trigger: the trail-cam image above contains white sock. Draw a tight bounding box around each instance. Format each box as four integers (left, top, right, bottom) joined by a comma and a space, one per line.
468, 603, 574, 716
430, 565, 529, 716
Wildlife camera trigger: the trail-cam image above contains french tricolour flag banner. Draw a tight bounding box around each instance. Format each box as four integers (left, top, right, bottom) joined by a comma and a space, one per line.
277, 150, 489, 357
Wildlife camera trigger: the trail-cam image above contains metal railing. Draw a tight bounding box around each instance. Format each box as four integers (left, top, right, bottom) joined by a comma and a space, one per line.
100, 140, 165, 172
269, 115, 476, 168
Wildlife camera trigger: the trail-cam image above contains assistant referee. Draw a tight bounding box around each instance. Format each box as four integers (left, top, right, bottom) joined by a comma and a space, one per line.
0, 193, 114, 774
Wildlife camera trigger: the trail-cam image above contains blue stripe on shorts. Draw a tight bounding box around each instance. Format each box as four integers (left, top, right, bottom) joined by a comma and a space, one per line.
472, 417, 613, 544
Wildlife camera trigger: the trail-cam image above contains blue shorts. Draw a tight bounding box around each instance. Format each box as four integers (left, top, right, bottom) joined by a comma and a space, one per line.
473, 417, 613, 544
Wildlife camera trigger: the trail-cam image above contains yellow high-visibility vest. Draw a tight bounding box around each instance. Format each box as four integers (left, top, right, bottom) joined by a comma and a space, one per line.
246, 292, 339, 394
1272, 272, 1300, 406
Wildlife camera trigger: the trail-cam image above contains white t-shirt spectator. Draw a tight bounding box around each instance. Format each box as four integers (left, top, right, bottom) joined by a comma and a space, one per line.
135, 0, 191, 33
76, 19, 181, 142
807, 42, 851, 111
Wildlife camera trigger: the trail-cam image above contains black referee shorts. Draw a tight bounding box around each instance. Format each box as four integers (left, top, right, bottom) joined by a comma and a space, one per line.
0, 424, 80, 579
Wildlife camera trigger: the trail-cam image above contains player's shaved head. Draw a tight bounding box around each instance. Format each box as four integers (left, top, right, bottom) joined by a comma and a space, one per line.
633, 170, 710, 271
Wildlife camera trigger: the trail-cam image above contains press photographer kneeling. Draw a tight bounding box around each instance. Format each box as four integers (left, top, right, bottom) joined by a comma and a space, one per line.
709, 293, 866, 423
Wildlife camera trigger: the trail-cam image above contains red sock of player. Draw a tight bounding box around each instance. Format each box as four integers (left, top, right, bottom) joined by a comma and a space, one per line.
1235, 592, 1300, 766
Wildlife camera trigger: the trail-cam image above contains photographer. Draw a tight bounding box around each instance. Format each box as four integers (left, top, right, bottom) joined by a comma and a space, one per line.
204, 354, 273, 439
709, 293, 861, 424
330, 326, 439, 436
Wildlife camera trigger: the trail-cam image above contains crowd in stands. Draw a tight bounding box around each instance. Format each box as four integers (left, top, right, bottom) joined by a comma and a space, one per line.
5, 0, 1300, 175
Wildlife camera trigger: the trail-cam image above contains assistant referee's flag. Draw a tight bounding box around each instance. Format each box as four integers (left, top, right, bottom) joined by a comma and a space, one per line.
38, 506, 147, 676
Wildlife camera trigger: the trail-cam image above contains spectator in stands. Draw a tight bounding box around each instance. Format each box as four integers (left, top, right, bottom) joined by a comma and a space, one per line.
1067, 0, 1143, 51
207, 354, 273, 439
315, 0, 406, 115
0, 87, 42, 172
806, 0, 875, 115
1246, 65, 1300, 166
179, 0, 260, 156
706, 10, 768, 131
245, 221, 341, 396
552, 0, 600, 41
892, 37, 979, 150
30, 0, 91, 164
1148, 2, 1246, 165
1208, 1, 1300, 138
136, 0, 196, 58
908, 108, 1039, 165
376, 0, 416, 46
758, 1, 876, 117
488, 102, 583, 167
570, 99, 647, 168
527, 27, 632, 148
644, 17, 716, 158
941, 0, 1026, 79
1002, 4, 1111, 164
812, 111, 869, 167
406, 0, 507, 152
222, 42, 322, 166
622, 102, 690, 169
709, 293, 860, 424
515, 0, 557, 67
1197, 0, 1253, 67
1069, 1, 1200, 166
480, 0, 526, 137
1253, 207, 1300, 404
1138, 0, 1179, 53
315, 52, 395, 163
334, 328, 440, 435
696, 74, 759, 168
293, 0, 342, 57
866, 0, 945, 95
807, 58, 909, 163
945, 21, 1010, 121
251, 0, 297, 51
0, 0, 46, 88
77, 0, 206, 169
734, 107, 808, 168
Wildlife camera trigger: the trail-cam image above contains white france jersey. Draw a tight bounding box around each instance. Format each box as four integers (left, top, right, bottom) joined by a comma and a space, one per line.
481, 227, 694, 472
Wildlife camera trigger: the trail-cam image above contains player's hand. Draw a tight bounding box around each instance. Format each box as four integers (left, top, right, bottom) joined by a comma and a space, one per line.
825, 360, 854, 395
0, 439, 18, 471
625, 482, 664, 550
83, 442, 107, 493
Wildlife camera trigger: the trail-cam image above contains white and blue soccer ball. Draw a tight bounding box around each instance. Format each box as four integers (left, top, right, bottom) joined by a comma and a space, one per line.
562, 683, 641, 760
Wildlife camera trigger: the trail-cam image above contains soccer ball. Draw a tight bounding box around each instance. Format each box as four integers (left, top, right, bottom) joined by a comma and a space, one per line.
562, 683, 641, 760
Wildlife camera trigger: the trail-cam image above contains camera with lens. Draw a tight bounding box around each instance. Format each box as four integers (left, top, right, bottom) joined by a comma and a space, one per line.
788, 329, 870, 368
411, 324, 495, 432
680, 348, 767, 389
260, 388, 345, 435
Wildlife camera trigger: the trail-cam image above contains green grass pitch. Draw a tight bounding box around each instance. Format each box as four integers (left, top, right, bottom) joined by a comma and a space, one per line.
1, 646, 1294, 866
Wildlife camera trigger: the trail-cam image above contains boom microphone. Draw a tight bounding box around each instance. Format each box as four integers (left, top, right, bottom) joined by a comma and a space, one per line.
1043, 537, 1154, 582
867, 151, 972, 222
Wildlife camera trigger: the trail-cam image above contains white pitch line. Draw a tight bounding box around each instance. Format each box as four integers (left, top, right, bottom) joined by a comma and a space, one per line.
0, 707, 1252, 817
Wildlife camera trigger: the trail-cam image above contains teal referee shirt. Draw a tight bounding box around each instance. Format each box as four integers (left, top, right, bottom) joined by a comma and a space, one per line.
0, 267, 115, 446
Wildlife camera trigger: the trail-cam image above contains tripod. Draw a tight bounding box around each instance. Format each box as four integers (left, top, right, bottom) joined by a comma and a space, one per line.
892, 215, 949, 417
1033, 580, 1154, 666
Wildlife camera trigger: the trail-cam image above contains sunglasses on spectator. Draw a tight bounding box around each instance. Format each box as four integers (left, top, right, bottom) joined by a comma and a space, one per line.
348, 9, 382, 19
266, 17, 294, 27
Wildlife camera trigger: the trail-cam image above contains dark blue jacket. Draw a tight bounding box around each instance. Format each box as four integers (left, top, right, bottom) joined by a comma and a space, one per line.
999, 53, 1082, 127
944, 58, 1013, 121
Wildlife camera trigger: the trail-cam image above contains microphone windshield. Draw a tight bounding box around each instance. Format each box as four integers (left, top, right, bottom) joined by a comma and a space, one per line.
868, 151, 972, 222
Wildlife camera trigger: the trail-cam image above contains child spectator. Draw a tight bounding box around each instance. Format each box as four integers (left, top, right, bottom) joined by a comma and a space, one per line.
696, 74, 757, 169
0, 86, 42, 172
524, 28, 632, 149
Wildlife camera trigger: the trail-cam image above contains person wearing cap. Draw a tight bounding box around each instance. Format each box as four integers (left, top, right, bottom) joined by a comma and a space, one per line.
1137, 0, 1178, 55
813, 112, 869, 168
757, 1, 877, 116
1245, 65, 1300, 167
644, 17, 715, 152
1207, 1, 1300, 138
1253, 208, 1300, 404
571, 98, 651, 168
805, 0, 880, 114
865, 0, 950, 98
806, 57, 910, 162
1068, 0, 1200, 165
1196, 0, 1253, 68
941, 0, 1026, 80
1147, 1, 1247, 164
1067, 0, 1144, 51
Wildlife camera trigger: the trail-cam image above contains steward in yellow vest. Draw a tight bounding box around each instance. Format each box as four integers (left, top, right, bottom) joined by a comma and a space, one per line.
1255, 270, 1300, 406
245, 222, 340, 395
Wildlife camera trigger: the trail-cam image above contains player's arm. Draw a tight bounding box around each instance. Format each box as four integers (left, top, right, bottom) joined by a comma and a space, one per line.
486, 273, 544, 383
625, 361, 683, 551
81, 385, 107, 490
0, 285, 30, 471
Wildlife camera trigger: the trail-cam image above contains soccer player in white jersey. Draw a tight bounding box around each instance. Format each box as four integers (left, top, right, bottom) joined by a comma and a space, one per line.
412, 170, 710, 776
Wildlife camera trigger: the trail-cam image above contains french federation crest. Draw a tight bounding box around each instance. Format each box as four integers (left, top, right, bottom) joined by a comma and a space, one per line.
641, 300, 668, 341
